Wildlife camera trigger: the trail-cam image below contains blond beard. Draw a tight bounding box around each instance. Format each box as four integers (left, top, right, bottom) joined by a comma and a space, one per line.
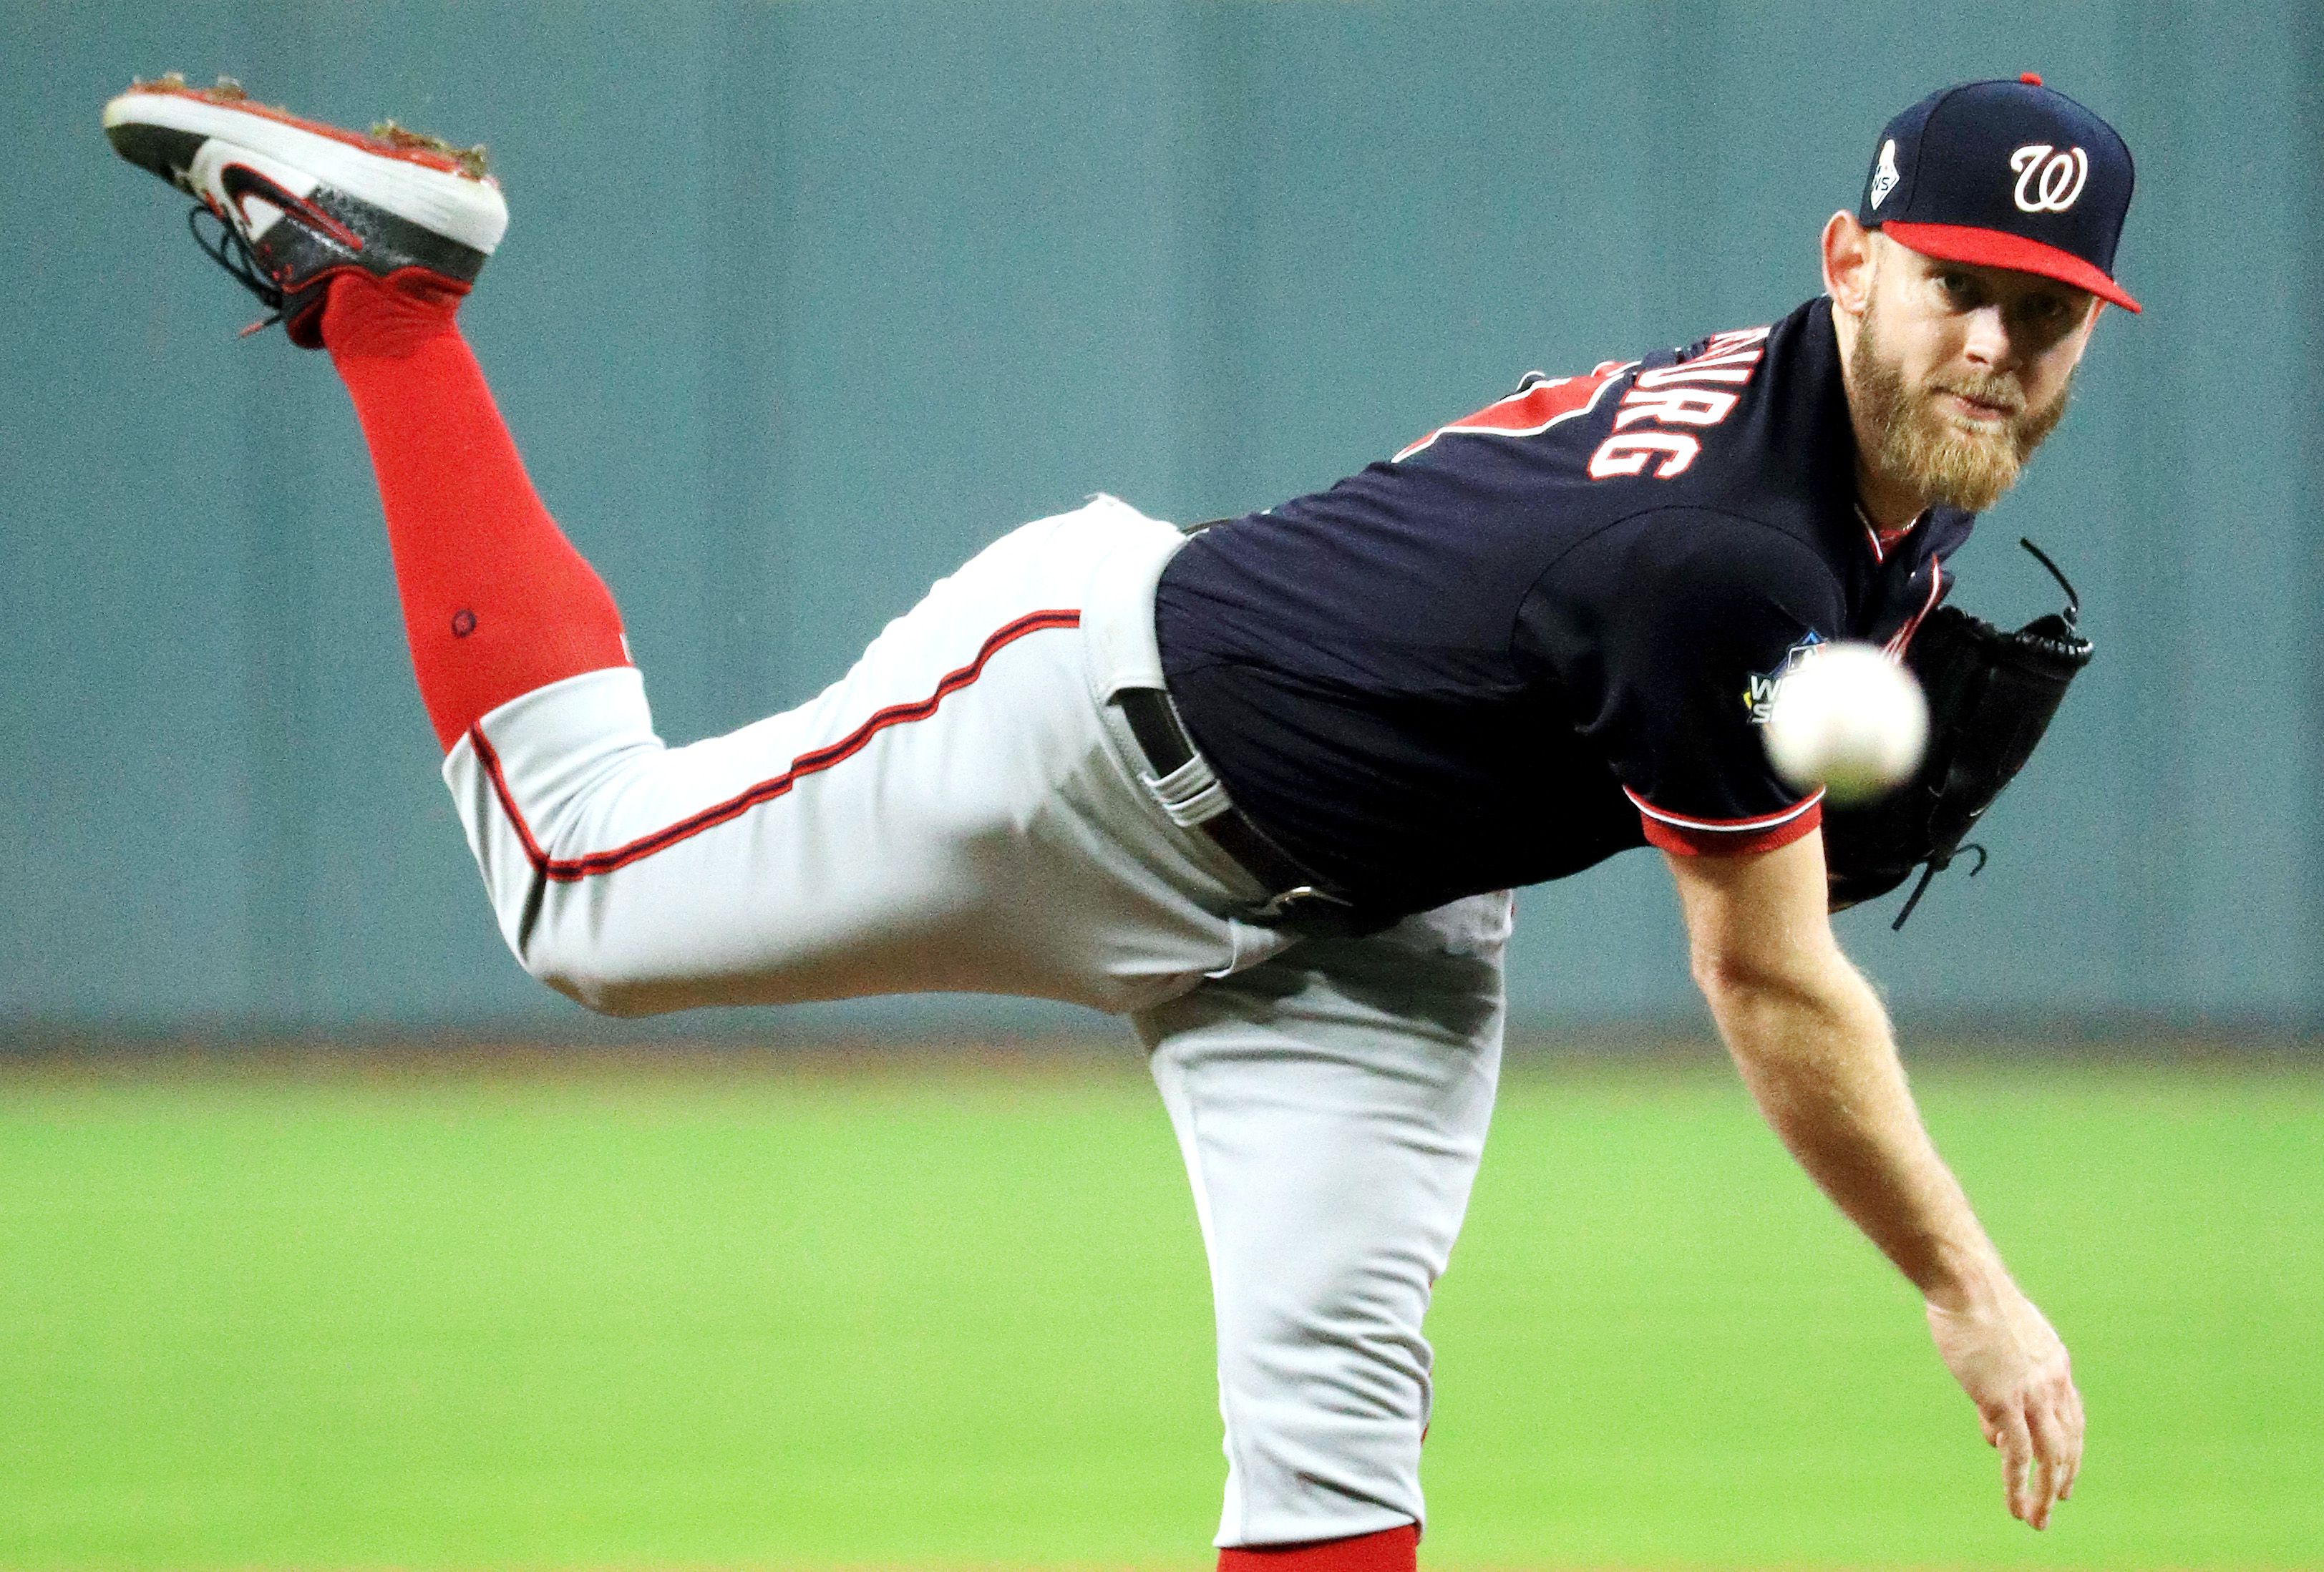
1849, 296, 2073, 514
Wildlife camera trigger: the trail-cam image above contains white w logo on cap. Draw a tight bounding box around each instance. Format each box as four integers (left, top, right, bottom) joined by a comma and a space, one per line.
2011, 144, 2089, 213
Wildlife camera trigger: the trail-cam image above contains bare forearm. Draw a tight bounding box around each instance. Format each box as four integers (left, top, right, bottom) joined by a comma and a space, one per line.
1666, 836, 2083, 1525
1703, 957, 2001, 1307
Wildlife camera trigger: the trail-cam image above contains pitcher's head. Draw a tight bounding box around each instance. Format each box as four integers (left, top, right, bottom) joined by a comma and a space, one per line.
1826, 74, 2136, 512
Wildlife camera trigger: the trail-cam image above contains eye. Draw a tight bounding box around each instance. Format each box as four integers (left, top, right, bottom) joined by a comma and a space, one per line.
1935, 270, 1980, 306
2013, 292, 2083, 336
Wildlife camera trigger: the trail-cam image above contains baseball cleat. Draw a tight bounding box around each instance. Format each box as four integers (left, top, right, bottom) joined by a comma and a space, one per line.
102, 74, 508, 347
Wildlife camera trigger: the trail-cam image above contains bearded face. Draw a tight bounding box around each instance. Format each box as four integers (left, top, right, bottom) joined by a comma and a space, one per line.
1848, 290, 2076, 515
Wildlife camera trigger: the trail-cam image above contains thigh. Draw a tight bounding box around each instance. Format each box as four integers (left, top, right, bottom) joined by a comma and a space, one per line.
1136, 891, 1512, 1548
443, 498, 1253, 1015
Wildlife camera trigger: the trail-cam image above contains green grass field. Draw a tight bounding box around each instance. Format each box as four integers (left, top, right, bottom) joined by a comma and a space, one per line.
0, 1051, 2316, 1570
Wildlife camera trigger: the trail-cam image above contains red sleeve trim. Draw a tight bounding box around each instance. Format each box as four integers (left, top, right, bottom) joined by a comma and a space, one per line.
1627, 786, 1824, 857
1645, 799, 1822, 859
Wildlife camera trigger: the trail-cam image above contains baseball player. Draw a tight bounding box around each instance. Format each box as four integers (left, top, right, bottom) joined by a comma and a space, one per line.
104, 72, 2132, 1568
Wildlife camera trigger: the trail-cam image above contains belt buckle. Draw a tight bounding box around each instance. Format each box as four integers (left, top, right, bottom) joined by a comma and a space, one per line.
1255, 884, 1354, 922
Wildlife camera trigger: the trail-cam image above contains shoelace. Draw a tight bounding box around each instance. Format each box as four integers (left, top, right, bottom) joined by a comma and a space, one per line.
185, 203, 285, 337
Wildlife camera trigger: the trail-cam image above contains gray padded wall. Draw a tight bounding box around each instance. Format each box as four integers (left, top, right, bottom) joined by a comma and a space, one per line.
3, 1, 2317, 1037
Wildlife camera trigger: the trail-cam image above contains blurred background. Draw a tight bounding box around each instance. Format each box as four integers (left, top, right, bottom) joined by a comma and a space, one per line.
1, 4, 2318, 1571
5, 0, 2319, 1043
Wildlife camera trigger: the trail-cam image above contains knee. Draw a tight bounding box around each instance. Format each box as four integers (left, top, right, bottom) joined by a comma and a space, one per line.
541, 967, 668, 1018
510, 909, 686, 1019
1222, 1246, 1435, 1416
1258, 1302, 1432, 1402
524, 948, 668, 1018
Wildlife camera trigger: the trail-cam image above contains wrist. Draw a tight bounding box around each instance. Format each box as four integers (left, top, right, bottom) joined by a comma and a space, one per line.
1920, 1242, 2011, 1314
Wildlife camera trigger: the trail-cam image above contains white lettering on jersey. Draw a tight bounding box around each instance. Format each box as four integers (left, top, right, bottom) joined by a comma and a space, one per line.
1588, 432, 1701, 480
1634, 358, 1759, 389
1588, 326, 1768, 482
1614, 388, 1741, 429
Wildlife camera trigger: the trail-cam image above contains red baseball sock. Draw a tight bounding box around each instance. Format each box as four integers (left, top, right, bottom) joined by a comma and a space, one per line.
1219, 1524, 1418, 1572
323, 271, 631, 752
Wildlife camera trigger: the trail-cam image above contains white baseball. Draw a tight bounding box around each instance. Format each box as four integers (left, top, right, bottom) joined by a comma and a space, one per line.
1762, 640, 1929, 804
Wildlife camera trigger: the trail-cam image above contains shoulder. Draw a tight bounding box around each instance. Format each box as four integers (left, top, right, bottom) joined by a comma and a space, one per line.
1545, 505, 1844, 623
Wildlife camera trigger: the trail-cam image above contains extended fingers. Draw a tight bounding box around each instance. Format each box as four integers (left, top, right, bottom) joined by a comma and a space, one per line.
2026, 1400, 2073, 1528
2056, 1380, 2087, 1500
1992, 1404, 2035, 1522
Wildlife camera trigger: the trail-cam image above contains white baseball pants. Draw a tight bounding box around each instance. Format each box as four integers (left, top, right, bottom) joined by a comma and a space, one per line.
442, 497, 1510, 1544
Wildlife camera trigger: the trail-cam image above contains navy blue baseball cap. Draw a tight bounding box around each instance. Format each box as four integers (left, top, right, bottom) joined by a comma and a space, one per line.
1857, 74, 2139, 313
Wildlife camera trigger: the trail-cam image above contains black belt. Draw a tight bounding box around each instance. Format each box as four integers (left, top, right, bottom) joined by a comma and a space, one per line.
1114, 686, 1383, 937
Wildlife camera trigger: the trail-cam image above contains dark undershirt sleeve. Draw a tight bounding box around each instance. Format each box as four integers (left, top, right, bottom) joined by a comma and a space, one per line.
1522, 509, 1847, 856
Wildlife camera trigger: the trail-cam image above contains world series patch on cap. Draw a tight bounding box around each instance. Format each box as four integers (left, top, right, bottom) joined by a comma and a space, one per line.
1859, 73, 2139, 313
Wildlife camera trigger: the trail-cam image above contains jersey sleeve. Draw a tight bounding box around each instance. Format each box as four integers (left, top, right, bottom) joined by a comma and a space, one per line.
1522, 510, 1847, 856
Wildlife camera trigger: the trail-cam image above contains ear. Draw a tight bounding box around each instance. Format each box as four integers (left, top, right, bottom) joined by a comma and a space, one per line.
1822, 212, 1877, 318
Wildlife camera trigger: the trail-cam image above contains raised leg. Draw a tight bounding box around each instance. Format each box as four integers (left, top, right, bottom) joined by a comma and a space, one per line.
326, 272, 632, 749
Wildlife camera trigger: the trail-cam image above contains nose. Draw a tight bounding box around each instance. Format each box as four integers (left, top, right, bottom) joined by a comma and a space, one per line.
1961, 303, 2015, 370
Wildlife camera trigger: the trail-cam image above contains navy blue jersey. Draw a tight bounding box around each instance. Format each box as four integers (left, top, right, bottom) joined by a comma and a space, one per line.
1154, 295, 1973, 917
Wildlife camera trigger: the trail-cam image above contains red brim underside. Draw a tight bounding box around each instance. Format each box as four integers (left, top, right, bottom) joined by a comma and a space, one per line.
1880, 220, 2141, 313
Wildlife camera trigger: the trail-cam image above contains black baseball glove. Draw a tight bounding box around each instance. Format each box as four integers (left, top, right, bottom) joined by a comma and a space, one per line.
1822, 540, 2093, 927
